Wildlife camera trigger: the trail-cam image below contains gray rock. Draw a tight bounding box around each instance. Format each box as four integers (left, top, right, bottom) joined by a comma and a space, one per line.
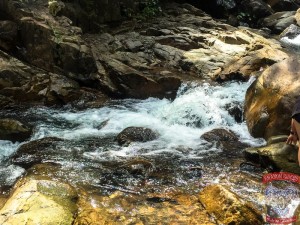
123, 40, 144, 53
261, 11, 296, 34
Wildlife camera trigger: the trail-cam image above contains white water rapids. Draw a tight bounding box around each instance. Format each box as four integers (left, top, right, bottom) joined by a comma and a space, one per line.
0, 78, 266, 186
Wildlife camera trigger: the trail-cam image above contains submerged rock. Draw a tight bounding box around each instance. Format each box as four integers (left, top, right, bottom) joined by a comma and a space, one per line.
11, 137, 64, 168
0, 118, 32, 142
199, 184, 264, 225
0, 178, 78, 225
74, 190, 216, 225
117, 127, 159, 146
244, 142, 300, 174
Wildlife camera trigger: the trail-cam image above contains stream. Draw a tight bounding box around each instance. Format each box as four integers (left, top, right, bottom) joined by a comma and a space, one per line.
0, 77, 266, 212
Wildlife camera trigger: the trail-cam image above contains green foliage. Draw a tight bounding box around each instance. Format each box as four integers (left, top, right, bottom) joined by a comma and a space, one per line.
236, 11, 257, 24
136, 0, 162, 21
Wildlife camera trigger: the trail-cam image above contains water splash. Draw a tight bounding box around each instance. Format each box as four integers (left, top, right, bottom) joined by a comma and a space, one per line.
25, 79, 264, 159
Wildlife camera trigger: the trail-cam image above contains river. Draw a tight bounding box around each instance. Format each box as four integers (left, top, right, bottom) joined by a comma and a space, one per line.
0, 77, 266, 210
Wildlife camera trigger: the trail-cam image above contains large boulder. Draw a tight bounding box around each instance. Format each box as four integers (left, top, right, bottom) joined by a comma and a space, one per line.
199, 184, 264, 225
244, 141, 300, 174
0, 178, 78, 225
0, 118, 32, 142
244, 56, 300, 139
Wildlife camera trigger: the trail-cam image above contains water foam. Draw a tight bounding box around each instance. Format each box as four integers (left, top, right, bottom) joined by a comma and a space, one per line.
28, 78, 264, 158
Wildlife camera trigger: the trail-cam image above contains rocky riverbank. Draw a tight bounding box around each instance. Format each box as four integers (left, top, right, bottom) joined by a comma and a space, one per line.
1, 0, 300, 224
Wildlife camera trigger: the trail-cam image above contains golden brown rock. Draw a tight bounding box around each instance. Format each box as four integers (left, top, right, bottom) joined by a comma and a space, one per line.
74, 190, 216, 225
245, 56, 300, 139
0, 178, 78, 225
199, 184, 264, 225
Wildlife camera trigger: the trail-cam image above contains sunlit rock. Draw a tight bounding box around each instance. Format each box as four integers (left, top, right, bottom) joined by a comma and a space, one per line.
295, 8, 300, 26
245, 56, 300, 139
0, 178, 78, 225
0, 119, 31, 142
244, 142, 300, 174
199, 184, 264, 225
214, 30, 288, 82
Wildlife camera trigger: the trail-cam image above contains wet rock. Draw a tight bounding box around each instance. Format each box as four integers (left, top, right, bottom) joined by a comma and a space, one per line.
244, 56, 300, 139
201, 128, 249, 155
225, 102, 243, 123
244, 142, 300, 174
0, 177, 78, 224
201, 129, 239, 142
11, 137, 64, 168
199, 184, 264, 225
117, 157, 154, 175
261, 11, 296, 34
281, 22, 300, 37
0, 118, 32, 142
117, 127, 159, 146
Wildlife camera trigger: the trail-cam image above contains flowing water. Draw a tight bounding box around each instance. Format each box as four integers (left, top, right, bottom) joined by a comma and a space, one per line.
0, 78, 266, 211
